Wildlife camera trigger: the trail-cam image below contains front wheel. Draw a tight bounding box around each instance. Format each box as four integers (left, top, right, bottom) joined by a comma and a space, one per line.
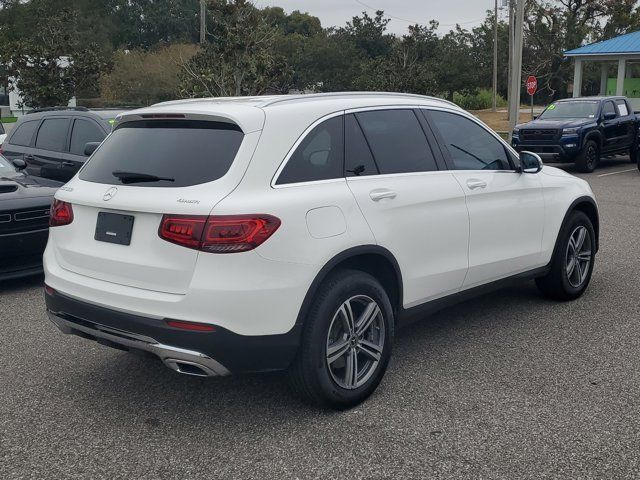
288, 270, 394, 409
575, 140, 599, 173
536, 211, 596, 301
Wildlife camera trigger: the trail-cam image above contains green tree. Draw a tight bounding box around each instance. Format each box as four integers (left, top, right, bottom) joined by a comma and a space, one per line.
179, 0, 292, 97
434, 27, 478, 101
0, 0, 108, 108
341, 10, 393, 59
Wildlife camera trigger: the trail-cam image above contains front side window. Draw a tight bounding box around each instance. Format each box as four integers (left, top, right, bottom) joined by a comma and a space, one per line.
602, 101, 617, 118
35, 118, 70, 152
277, 115, 344, 185
70, 119, 105, 156
355, 109, 438, 174
428, 110, 512, 171
10, 120, 39, 147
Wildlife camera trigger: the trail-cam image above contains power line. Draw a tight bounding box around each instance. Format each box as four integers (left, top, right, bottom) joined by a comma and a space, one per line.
353, 0, 484, 27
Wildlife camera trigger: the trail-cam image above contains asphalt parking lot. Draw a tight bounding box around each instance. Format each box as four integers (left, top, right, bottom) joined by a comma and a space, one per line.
1, 159, 639, 479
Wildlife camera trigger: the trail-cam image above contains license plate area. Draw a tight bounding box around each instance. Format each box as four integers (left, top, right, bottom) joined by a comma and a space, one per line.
95, 212, 134, 246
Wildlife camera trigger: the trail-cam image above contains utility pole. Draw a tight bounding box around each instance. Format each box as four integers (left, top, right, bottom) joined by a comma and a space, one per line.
492, 0, 498, 112
200, 0, 206, 44
508, 0, 525, 142
507, 0, 514, 120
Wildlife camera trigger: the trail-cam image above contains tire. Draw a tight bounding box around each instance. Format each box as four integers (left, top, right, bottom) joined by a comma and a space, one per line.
288, 269, 394, 409
575, 140, 599, 173
536, 211, 596, 301
630, 143, 638, 164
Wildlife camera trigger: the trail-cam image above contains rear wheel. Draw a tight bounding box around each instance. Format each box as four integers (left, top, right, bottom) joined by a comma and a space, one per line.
536, 211, 595, 301
288, 270, 394, 409
630, 143, 638, 164
575, 140, 599, 173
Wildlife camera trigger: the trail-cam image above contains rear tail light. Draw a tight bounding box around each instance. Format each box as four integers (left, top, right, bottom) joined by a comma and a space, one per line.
49, 199, 74, 227
44, 284, 56, 296
159, 214, 280, 253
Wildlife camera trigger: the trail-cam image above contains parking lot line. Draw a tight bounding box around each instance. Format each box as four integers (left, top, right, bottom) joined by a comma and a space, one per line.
597, 168, 638, 177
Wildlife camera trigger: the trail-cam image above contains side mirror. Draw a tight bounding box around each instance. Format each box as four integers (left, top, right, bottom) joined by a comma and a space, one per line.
84, 142, 101, 156
12, 158, 27, 170
603, 112, 617, 121
520, 151, 543, 174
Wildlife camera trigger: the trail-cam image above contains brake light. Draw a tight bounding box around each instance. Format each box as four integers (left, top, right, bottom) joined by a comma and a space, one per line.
159, 214, 280, 253
44, 284, 56, 296
166, 320, 216, 332
49, 199, 74, 227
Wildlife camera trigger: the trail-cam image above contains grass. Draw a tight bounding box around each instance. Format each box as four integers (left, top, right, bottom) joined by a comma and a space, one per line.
1, 117, 17, 123
471, 109, 536, 133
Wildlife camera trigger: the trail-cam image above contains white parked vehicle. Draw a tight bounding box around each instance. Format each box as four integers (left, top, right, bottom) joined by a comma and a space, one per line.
45, 93, 599, 408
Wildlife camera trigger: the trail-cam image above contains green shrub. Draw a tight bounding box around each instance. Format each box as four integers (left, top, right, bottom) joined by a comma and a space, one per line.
453, 89, 507, 110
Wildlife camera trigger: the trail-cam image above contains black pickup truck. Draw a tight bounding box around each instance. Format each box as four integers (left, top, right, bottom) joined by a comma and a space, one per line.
512, 96, 640, 173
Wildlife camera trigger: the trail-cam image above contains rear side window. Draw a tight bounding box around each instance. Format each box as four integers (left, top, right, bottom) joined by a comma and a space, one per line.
35, 118, 70, 152
9, 120, 39, 146
345, 114, 379, 177
616, 100, 629, 117
355, 109, 438, 174
70, 119, 105, 156
79, 120, 244, 187
277, 115, 344, 185
428, 110, 512, 171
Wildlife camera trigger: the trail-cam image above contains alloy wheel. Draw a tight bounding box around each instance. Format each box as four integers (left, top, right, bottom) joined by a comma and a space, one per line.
325, 295, 385, 390
565, 225, 592, 288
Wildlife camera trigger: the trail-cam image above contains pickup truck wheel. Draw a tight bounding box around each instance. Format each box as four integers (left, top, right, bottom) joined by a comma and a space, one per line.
288, 269, 394, 409
575, 140, 599, 173
535, 211, 595, 301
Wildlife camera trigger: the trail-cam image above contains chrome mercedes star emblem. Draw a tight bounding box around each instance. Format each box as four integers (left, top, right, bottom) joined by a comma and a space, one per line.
103, 187, 118, 201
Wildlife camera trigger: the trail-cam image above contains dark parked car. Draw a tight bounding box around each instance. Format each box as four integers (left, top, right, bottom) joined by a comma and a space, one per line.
0, 155, 60, 280
1, 107, 131, 182
512, 96, 640, 172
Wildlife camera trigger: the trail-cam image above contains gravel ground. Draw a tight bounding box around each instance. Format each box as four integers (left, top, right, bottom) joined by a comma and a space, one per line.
1, 159, 639, 479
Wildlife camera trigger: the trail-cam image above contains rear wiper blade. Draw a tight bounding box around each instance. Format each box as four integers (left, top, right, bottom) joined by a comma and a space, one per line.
112, 171, 175, 184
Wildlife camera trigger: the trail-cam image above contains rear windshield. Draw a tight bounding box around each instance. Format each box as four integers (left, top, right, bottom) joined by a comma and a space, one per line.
79, 120, 244, 187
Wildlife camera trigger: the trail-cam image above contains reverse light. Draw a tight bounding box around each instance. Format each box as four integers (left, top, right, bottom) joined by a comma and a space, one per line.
159, 214, 281, 253
166, 320, 216, 332
49, 199, 74, 227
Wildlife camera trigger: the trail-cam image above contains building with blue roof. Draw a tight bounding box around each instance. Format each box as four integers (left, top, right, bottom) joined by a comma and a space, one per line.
565, 31, 640, 107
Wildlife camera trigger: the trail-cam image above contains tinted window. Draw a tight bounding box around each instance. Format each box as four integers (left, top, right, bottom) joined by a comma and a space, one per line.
35, 118, 70, 152
615, 100, 629, 117
603, 101, 617, 117
428, 110, 511, 171
70, 119, 105, 156
80, 120, 244, 187
355, 110, 437, 174
277, 116, 344, 185
9, 120, 39, 146
345, 114, 378, 177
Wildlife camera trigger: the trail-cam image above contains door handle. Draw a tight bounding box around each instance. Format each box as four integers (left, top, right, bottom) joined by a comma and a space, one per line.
61, 161, 75, 167
466, 179, 487, 190
369, 189, 397, 201
24, 154, 35, 160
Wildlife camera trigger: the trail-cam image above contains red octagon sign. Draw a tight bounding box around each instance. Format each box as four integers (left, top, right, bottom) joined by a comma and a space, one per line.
526, 75, 538, 96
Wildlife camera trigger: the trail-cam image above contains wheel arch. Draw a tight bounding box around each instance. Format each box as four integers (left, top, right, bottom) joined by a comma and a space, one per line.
295, 246, 403, 326
584, 131, 603, 150
555, 196, 600, 256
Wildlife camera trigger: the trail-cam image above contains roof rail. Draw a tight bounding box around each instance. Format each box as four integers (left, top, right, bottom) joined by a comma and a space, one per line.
259, 91, 459, 108
27, 106, 90, 114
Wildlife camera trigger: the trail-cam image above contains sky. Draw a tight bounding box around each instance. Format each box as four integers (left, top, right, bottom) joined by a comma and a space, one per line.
257, 0, 506, 35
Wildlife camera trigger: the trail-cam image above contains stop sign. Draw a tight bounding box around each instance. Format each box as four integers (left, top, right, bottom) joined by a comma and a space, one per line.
526, 75, 538, 96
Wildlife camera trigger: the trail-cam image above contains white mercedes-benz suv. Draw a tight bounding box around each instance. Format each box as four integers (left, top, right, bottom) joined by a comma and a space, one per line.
45, 93, 599, 408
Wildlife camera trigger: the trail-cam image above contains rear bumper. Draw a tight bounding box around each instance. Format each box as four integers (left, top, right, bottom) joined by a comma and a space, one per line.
45, 288, 302, 374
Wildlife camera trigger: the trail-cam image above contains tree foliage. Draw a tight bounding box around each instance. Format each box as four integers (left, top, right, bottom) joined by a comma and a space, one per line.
1, 0, 639, 108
